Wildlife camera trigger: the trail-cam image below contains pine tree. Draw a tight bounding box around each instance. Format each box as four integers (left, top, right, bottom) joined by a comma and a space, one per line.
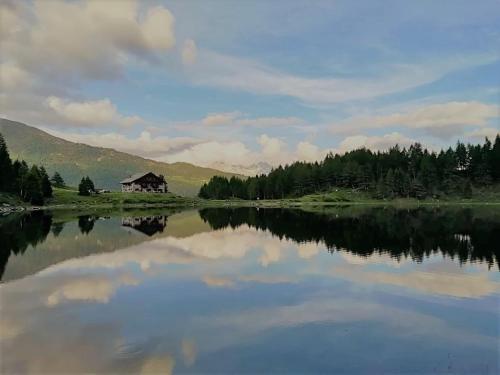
395, 169, 411, 197
375, 177, 387, 199
23, 166, 44, 205
198, 183, 209, 199
462, 179, 473, 199
13, 160, 29, 198
78, 178, 87, 196
410, 178, 427, 200
86, 177, 95, 193
455, 141, 469, 173
491, 135, 500, 181
78, 176, 95, 196
384, 169, 396, 198
0, 132, 12, 192
51, 172, 65, 188
39, 167, 53, 198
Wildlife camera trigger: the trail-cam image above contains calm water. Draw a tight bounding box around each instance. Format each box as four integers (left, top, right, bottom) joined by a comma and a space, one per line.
1, 207, 499, 374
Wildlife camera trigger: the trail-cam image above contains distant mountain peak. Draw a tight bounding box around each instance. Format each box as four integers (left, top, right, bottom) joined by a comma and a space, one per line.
211, 161, 273, 176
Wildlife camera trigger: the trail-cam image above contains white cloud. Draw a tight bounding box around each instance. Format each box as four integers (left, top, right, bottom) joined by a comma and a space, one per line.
465, 127, 499, 141
234, 116, 305, 127
0, 2, 28, 42
46, 274, 138, 306
140, 356, 175, 375
333, 264, 500, 299
170, 135, 328, 172
168, 133, 324, 169
297, 242, 321, 259
163, 134, 325, 171
296, 141, 325, 162
331, 101, 499, 139
1, 1, 177, 129
201, 111, 305, 127
3, 0, 176, 81
258, 134, 286, 156
202, 111, 241, 126
141, 6, 176, 50
181, 339, 197, 367
0, 62, 31, 90
338, 132, 416, 152
182, 39, 198, 65
45, 96, 144, 128
377, 101, 497, 128
44, 128, 201, 159
189, 50, 495, 105
164, 139, 256, 168
202, 276, 235, 288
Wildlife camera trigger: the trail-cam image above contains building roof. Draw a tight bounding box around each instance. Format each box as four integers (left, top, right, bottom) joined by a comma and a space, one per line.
120, 172, 159, 184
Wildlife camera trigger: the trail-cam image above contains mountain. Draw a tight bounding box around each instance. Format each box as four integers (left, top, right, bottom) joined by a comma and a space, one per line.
0, 118, 240, 196
211, 161, 273, 176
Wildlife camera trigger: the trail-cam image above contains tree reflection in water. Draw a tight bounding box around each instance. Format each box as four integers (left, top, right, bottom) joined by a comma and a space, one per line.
0, 211, 52, 279
199, 207, 500, 270
78, 215, 95, 235
1, 207, 498, 282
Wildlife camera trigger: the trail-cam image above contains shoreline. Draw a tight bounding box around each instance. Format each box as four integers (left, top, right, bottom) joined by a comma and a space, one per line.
2, 197, 500, 215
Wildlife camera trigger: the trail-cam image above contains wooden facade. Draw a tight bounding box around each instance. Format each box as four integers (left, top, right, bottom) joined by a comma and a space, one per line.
120, 172, 167, 193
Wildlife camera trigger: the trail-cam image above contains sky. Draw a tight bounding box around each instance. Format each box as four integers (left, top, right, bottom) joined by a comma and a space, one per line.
1, 0, 499, 174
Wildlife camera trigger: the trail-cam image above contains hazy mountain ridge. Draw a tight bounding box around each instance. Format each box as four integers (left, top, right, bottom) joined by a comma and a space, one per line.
211, 161, 273, 176
0, 118, 240, 196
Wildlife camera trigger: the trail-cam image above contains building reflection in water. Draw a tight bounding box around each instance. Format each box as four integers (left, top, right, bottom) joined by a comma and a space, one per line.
121, 216, 168, 236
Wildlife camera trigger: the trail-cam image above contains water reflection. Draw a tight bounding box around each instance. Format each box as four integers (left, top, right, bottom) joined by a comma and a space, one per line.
199, 207, 500, 269
0, 210, 180, 282
0, 211, 52, 279
122, 215, 168, 236
78, 215, 96, 234
1, 207, 499, 374
51, 221, 65, 237
2, 207, 499, 282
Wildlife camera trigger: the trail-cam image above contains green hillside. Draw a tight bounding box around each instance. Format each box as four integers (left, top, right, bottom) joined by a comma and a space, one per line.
0, 118, 239, 196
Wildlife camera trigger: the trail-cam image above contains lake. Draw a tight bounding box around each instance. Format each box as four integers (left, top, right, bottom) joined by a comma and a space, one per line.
1, 206, 499, 374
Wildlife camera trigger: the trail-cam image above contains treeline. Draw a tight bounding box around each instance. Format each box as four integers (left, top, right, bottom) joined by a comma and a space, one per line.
0, 132, 65, 205
199, 136, 500, 200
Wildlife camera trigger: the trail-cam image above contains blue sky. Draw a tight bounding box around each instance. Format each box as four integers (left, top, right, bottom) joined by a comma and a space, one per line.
1, 0, 499, 173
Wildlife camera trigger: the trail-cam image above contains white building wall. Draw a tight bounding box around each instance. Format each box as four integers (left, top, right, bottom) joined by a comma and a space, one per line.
121, 182, 166, 193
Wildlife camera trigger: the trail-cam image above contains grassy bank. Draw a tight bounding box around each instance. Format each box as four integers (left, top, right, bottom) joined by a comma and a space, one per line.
198, 186, 500, 208
49, 187, 198, 207
297, 185, 500, 205
2, 185, 500, 213
0, 192, 23, 206
1, 187, 197, 211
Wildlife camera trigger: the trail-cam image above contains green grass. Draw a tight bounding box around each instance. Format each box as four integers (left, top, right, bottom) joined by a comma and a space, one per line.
46, 187, 197, 207
296, 184, 500, 205
299, 188, 375, 203
0, 192, 24, 206
197, 184, 500, 209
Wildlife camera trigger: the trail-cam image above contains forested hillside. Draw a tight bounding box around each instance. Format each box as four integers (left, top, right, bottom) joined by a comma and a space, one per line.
0, 118, 239, 196
199, 135, 500, 200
